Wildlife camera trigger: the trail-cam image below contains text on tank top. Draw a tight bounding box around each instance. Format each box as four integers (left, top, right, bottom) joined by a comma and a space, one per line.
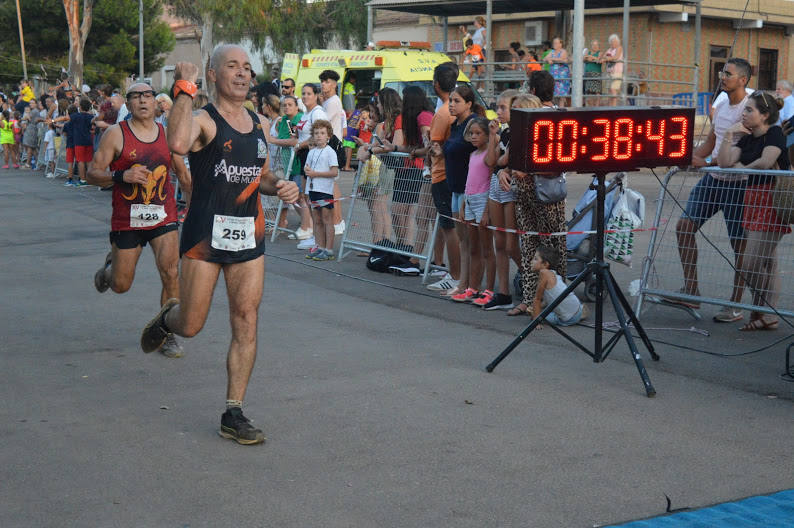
108, 121, 175, 231
181, 104, 268, 261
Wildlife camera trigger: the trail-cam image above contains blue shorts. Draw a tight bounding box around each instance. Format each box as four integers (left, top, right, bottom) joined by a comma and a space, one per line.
546, 303, 583, 326
682, 172, 746, 242
451, 192, 466, 214
290, 172, 305, 194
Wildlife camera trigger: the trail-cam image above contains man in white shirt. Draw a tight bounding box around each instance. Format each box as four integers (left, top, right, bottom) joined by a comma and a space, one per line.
319, 69, 346, 232
669, 58, 752, 322
319, 69, 346, 139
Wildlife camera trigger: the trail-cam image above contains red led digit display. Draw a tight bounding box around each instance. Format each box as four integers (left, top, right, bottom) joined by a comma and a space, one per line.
509, 106, 695, 173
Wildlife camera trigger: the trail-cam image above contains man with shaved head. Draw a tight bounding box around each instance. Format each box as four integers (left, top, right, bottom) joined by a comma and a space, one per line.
140, 44, 299, 445
86, 82, 186, 358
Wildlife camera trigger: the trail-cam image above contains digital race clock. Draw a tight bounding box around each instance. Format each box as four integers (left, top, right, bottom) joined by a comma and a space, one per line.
509, 106, 695, 173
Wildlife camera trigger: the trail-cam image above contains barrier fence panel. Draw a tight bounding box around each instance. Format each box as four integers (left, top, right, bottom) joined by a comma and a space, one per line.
261, 146, 298, 242
53, 136, 70, 177
338, 152, 440, 283
637, 167, 794, 321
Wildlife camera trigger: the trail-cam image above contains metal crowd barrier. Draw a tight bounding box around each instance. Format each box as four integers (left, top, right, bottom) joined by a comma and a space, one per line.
636, 167, 794, 321
53, 135, 70, 177
261, 146, 298, 242
338, 152, 440, 283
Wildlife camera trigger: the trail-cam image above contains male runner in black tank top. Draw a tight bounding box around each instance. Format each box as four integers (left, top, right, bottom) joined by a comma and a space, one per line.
140, 45, 299, 445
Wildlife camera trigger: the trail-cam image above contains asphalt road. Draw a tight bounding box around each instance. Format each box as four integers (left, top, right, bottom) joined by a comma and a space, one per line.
2, 169, 793, 528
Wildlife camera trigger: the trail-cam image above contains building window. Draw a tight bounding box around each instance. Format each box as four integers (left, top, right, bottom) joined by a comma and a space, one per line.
524, 21, 545, 47
709, 46, 729, 92
757, 49, 778, 90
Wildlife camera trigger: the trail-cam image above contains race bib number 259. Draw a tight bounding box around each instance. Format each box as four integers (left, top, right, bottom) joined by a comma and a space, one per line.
211, 214, 256, 252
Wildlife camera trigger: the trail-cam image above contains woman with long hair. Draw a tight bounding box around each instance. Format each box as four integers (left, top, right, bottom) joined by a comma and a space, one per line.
356, 103, 394, 245
387, 85, 434, 269
718, 91, 790, 330
437, 84, 486, 301
503, 81, 569, 317
269, 95, 310, 234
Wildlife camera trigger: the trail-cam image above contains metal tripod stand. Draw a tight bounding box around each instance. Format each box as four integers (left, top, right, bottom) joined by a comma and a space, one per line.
486, 172, 660, 397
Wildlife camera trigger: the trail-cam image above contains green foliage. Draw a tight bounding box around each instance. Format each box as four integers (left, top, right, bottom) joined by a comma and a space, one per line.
0, 0, 175, 87
168, 0, 368, 57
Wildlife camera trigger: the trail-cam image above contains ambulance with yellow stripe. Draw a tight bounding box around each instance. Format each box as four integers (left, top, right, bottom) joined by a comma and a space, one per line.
281, 41, 492, 113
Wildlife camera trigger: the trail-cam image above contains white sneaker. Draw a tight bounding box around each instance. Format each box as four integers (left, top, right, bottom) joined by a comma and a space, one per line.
289, 226, 313, 240
45, 172, 55, 178
297, 236, 316, 250
334, 220, 346, 236
427, 274, 458, 291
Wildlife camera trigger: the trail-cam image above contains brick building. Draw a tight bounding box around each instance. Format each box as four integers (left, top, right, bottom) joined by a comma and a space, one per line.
372, 1, 794, 99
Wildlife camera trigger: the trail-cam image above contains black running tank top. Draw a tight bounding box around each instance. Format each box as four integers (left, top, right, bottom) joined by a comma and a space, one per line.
180, 104, 268, 263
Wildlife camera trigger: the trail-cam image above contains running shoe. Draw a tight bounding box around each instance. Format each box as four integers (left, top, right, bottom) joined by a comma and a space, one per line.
64, 180, 75, 187
140, 298, 179, 353
2, 165, 8, 169
312, 249, 335, 261
334, 220, 346, 235
93, 251, 112, 293
713, 306, 743, 323
12, 164, 19, 169
297, 236, 316, 250
428, 267, 447, 278
451, 288, 479, 303
219, 407, 265, 445
159, 333, 184, 358
45, 172, 55, 179
427, 273, 458, 291
472, 290, 495, 307
482, 293, 514, 311
305, 247, 322, 259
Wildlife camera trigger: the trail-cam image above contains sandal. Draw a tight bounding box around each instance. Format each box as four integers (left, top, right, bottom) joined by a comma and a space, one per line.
739, 318, 779, 331
507, 303, 530, 316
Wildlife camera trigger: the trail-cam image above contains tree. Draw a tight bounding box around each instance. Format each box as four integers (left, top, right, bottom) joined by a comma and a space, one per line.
168, 0, 369, 71
0, 0, 175, 89
63, 0, 94, 89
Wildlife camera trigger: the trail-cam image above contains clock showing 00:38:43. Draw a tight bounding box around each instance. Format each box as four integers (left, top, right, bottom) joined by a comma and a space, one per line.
509, 106, 696, 173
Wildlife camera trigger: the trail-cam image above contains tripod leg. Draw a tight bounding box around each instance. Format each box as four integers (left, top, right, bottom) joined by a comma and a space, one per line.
487, 265, 591, 372
604, 272, 657, 397
608, 270, 660, 361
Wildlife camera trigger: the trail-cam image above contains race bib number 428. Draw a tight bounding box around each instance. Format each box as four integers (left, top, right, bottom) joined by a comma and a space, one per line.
130, 203, 166, 228
211, 214, 256, 252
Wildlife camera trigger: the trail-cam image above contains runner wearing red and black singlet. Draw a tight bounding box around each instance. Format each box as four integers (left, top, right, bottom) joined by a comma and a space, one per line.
109, 120, 176, 232
140, 46, 299, 445
179, 103, 267, 263
87, 82, 188, 359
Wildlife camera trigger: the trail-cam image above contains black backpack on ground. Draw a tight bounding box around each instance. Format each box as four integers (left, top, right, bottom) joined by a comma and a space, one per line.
367, 239, 397, 272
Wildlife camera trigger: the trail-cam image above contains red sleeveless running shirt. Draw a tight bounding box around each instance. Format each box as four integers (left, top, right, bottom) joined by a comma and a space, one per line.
109, 121, 176, 232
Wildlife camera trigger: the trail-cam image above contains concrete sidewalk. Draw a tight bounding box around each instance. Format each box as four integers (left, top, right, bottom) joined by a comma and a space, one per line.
1, 169, 793, 528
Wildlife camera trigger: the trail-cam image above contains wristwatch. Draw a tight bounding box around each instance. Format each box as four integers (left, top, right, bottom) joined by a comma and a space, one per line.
174, 79, 198, 99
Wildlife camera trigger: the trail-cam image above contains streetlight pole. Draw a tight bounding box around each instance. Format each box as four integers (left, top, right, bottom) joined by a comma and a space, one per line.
15, 0, 27, 79
139, 0, 144, 80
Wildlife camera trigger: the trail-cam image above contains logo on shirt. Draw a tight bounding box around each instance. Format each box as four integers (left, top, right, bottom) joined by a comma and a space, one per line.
257, 138, 267, 159
129, 149, 137, 160
223, 139, 233, 152
213, 159, 261, 184
121, 164, 168, 204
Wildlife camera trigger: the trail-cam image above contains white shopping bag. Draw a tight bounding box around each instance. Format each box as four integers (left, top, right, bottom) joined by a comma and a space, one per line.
604, 189, 642, 267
